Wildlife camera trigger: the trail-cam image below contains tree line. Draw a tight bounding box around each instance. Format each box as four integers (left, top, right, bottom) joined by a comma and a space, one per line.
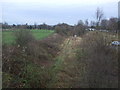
1, 8, 119, 34
1, 23, 54, 30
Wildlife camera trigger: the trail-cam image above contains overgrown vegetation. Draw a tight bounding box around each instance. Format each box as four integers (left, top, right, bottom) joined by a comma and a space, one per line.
2, 6, 119, 88
77, 31, 118, 88
2, 29, 64, 88
55, 23, 73, 36
55, 23, 87, 36
15, 29, 35, 47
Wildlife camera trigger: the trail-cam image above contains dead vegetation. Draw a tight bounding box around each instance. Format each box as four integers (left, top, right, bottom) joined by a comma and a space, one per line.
77, 31, 118, 88
2, 29, 119, 88
2, 30, 65, 88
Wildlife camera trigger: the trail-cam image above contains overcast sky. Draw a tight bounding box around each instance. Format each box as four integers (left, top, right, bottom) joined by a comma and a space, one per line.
1, 0, 119, 25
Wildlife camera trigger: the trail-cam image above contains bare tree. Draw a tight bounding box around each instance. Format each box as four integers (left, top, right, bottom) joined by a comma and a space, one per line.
78, 20, 84, 26
100, 19, 109, 30
96, 8, 104, 29
74, 20, 86, 36
34, 22, 37, 29
85, 19, 89, 27
90, 21, 96, 28
108, 17, 118, 33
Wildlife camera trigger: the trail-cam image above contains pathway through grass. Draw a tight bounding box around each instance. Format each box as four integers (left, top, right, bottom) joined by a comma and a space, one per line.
48, 36, 87, 88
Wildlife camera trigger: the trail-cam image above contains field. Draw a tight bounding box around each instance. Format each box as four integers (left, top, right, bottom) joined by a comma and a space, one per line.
2, 29, 54, 45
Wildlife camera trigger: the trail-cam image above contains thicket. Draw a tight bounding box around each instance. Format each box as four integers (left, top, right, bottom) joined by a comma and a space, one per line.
2, 30, 64, 88
77, 31, 118, 88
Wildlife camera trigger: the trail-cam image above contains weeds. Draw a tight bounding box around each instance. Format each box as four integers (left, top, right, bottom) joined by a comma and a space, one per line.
2, 30, 64, 88
14, 29, 35, 47
77, 31, 118, 88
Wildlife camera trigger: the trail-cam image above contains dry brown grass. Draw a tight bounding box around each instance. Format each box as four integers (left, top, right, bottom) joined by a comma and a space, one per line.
2, 33, 65, 88
78, 31, 118, 88
26, 33, 65, 64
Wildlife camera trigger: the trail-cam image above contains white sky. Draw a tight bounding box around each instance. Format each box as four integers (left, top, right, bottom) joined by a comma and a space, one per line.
1, 0, 119, 25
1, 0, 118, 4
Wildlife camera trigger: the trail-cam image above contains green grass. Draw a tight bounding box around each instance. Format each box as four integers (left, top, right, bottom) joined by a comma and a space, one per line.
31, 29, 54, 40
2, 29, 54, 45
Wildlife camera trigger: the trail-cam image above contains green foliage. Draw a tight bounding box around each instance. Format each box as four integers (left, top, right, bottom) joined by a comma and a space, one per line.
2, 29, 54, 45
21, 62, 51, 88
2, 31, 15, 45
31, 29, 54, 40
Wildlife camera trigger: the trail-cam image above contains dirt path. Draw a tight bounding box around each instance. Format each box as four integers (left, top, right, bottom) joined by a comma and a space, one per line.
48, 36, 86, 88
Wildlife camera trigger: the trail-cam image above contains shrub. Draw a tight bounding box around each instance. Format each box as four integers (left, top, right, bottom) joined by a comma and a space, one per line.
78, 31, 118, 88
55, 23, 72, 36
26, 33, 64, 63
81, 31, 112, 53
14, 29, 35, 47
74, 25, 86, 36
2, 31, 65, 88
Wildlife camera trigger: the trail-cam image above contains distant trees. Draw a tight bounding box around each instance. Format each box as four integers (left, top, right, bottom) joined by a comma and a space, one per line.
118, 21, 120, 31
100, 17, 118, 32
74, 25, 85, 36
95, 8, 104, 29
85, 19, 89, 27
55, 20, 87, 36
33, 22, 37, 29
2, 23, 54, 30
74, 20, 86, 36
90, 21, 96, 28
100, 19, 109, 30
38, 23, 53, 30
108, 18, 118, 32
78, 20, 84, 26
55, 23, 72, 36
2, 15, 118, 33
2, 22, 11, 29
94, 7, 118, 32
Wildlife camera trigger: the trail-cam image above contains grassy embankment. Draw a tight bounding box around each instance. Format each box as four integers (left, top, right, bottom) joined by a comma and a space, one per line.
2, 30, 119, 88
2, 29, 65, 88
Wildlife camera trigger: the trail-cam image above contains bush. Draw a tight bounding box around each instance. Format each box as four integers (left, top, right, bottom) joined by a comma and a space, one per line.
81, 31, 112, 53
78, 31, 118, 88
2, 32, 65, 88
14, 29, 35, 47
74, 25, 86, 36
26, 33, 64, 63
55, 23, 72, 36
